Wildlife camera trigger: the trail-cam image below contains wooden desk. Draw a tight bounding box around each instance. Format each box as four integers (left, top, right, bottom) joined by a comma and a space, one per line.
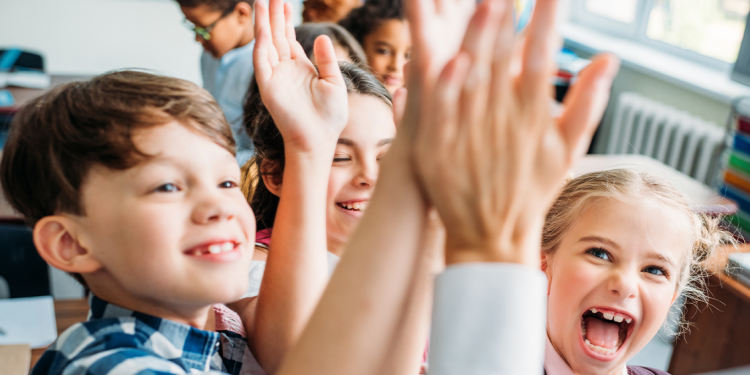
29, 299, 88, 370
669, 244, 750, 374
0, 76, 90, 115
573, 155, 737, 214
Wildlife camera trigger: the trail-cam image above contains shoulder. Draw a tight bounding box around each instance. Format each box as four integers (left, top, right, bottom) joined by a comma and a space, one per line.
628, 366, 671, 375
32, 318, 188, 375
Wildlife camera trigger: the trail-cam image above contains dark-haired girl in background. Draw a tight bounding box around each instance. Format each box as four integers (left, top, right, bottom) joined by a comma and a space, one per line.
339, 0, 411, 94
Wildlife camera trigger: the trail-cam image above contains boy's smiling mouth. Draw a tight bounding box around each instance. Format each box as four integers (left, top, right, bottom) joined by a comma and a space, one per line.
579, 307, 635, 359
184, 240, 242, 262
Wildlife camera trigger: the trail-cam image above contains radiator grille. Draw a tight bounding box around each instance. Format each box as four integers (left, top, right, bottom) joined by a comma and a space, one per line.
605, 92, 725, 185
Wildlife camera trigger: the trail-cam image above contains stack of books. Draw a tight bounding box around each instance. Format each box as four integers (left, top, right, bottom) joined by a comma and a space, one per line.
727, 252, 750, 288
720, 98, 750, 239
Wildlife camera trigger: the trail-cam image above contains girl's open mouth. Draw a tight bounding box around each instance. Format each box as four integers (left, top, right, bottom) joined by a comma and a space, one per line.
580, 307, 635, 358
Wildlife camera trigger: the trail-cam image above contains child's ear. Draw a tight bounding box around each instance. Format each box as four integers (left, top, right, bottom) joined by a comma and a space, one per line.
33, 216, 102, 275
235, 1, 253, 24
541, 252, 551, 295
260, 159, 282, 197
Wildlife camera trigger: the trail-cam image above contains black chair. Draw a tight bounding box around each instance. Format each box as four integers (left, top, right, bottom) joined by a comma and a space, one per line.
0, 223, 50, 298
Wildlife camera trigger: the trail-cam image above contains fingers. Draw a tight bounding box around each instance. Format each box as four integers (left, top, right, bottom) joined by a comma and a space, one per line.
254, 44, 273, 84
269, 0, 291, 60
313, 35, 346, 88
253, 0, 275, 83
519, 0, 560, 98
392, 87, 407, 127
422, 52, 471, 157
455, 0, 505, 140
489, 0, 517, 92
558, 54, 620, 158
284, 2, 301, 59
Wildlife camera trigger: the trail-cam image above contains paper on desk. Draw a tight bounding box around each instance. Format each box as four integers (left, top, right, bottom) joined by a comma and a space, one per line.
0, 296, 57, 348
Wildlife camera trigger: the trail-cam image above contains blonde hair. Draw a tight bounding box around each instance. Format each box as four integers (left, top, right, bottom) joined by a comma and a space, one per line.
542, 169, 736, 334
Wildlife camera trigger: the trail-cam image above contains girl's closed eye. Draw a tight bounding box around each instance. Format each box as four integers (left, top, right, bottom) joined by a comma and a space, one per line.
333, 155, 352, 163
586, 247, 611, 262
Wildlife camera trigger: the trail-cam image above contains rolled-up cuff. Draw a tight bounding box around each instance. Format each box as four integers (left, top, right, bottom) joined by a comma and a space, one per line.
428, 263, 548, 375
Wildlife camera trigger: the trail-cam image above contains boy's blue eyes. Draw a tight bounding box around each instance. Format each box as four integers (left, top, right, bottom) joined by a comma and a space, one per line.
155, 183, 179, 193
154, 181, 237, 192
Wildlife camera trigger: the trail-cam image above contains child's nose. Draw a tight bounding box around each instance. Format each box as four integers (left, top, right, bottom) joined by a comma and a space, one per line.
354, 161, 378, 187
607, 271, 638, 300
192, 195, 236, 224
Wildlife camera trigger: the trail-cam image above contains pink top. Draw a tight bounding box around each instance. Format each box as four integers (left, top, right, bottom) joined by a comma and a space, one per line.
213, 303, 246, 338
255, 228, 272, 248
544, 336, 575, 375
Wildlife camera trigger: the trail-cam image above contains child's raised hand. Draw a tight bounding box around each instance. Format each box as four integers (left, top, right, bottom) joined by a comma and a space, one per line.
253, 0, 348, 153
412, 0, 619, 267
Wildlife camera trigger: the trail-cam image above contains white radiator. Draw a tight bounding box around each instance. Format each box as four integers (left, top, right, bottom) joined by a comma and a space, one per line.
605, 92, 725, 185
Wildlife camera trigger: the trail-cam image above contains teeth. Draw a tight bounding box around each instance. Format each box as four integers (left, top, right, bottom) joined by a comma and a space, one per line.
221, 242, 234, 252
193, 250, 202, 256
208, 244, 221, 254
602, 312, 614, 321
590, 308, 597, 313
613, 315, 624, 323
625, 318, 632, 324
585, 340, 617, 355
353, 203, 360, 210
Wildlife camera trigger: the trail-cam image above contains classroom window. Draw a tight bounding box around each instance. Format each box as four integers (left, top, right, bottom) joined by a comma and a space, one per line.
571, 0, 750, 68
584, 0, 638, 24
646, 0, 749, 63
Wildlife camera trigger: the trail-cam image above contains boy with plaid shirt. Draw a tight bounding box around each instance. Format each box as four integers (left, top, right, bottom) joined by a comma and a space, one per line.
1, 71, 264, 375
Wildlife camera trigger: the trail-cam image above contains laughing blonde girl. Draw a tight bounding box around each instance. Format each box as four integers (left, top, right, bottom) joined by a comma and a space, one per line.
541, 169, 734, 375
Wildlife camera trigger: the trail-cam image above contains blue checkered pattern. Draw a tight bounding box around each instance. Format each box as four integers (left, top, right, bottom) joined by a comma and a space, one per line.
31, 295, 253, 375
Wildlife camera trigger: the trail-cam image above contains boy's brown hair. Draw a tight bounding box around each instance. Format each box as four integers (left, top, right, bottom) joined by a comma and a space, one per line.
176, 0, 254, 11
0, 70, 234, 286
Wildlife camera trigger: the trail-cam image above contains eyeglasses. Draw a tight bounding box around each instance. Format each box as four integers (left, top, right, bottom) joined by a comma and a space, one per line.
183, 8, 233, 41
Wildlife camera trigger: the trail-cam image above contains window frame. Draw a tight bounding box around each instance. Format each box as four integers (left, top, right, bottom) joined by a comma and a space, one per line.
569, 0, 737, 73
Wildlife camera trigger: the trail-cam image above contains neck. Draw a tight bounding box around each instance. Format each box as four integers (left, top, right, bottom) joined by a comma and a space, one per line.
88, 272, 214, 330
236, 27, 254, 49
327, 234, 346, 257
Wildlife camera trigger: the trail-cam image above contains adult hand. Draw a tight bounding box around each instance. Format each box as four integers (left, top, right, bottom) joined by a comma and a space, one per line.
412, 0, 620, 267
253, 0, 348, 153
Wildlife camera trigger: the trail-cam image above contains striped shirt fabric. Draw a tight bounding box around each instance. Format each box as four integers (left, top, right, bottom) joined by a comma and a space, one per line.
31, 294, 262, 375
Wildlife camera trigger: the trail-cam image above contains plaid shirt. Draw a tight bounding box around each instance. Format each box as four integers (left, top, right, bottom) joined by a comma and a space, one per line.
32, 295, 266, 375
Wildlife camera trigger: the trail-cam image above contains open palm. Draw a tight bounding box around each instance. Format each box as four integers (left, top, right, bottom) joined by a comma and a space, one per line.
253, 0, 348, 152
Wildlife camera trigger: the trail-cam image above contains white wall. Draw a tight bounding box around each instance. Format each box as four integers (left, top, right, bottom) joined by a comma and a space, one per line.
0, 0, 204, 84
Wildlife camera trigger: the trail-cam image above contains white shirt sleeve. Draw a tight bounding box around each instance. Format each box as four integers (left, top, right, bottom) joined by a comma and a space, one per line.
428, 263, 547, 375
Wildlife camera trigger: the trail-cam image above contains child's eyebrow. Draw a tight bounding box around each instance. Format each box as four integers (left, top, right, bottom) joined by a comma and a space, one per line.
374, 41, 394, 48
377, 138, 393, 147
337, 138, 394, 147
644, 251, 676, 268
577, 235, 620, 250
